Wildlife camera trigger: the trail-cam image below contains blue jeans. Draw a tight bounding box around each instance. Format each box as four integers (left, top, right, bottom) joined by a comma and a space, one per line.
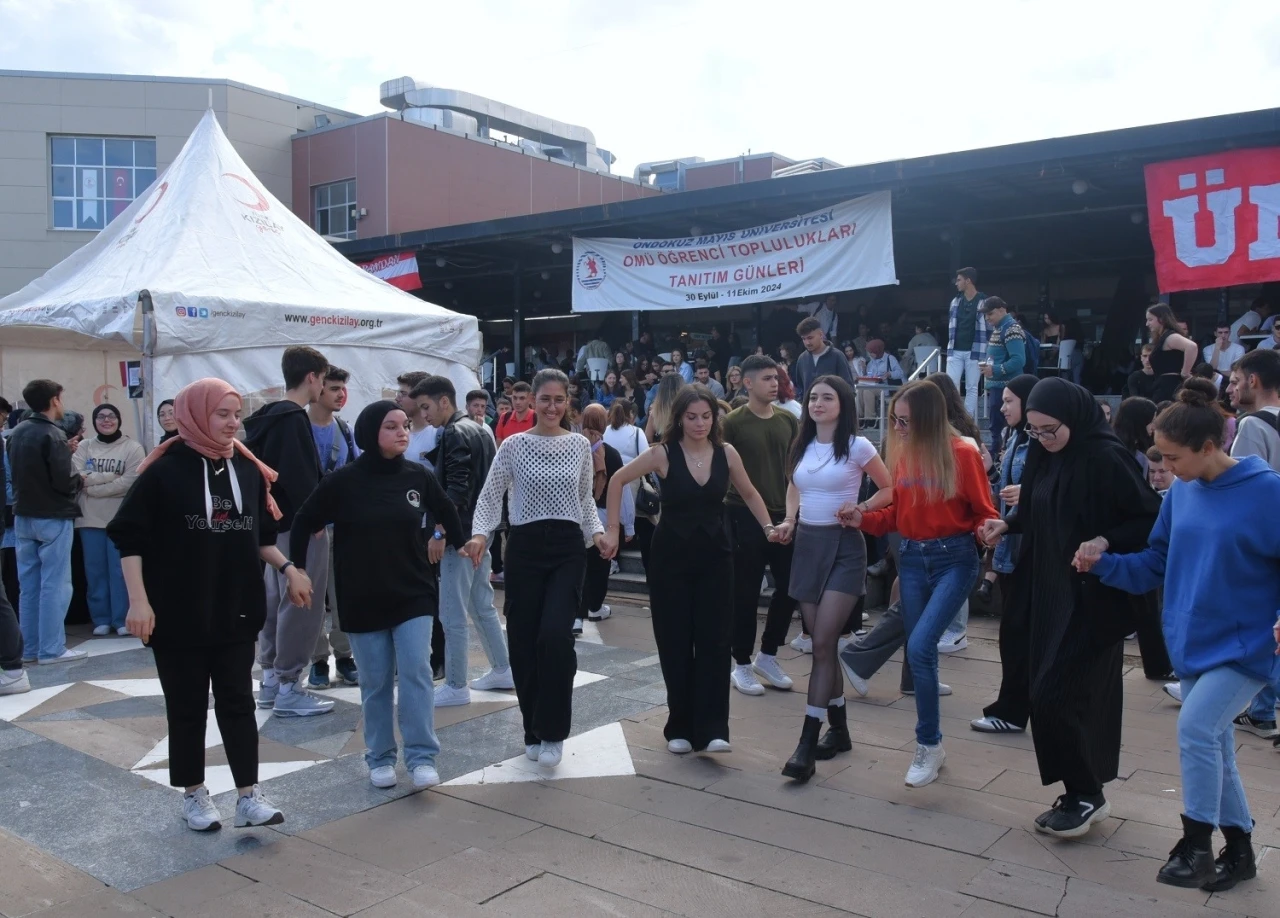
15, 517, 74, 661
898, 533, 980, 746
1179, 666, 1265, 829
80, 527, 128, 630
346, 615, 439, 771
439, 550, 510, 689
1245, 677, 1278, 722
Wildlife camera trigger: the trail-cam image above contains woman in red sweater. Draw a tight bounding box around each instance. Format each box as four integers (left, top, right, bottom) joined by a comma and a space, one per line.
853, 380, 999, 788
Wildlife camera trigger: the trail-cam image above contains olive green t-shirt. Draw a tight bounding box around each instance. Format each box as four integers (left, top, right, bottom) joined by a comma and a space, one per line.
721, 404, 798, 513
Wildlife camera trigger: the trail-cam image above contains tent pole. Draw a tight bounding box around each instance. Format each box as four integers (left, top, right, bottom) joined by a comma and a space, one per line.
139, 290, 157, 449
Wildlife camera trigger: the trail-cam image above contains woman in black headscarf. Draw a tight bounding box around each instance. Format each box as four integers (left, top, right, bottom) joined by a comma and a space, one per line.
970, 373, 1039, 735
290, 401, 463, 792
982, 378, 1161, 839
157, 399, 179, 443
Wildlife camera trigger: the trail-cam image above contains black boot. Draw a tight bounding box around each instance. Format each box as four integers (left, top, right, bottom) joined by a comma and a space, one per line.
781, 715, 822, 782
1157, 814, 1217, 888
1202, 823, 1256, 892
815, 703, 853, 760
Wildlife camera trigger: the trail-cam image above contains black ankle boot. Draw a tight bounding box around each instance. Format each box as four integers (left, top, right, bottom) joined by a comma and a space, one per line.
1203, 823, 1256, 892
1157, 814, 1217, 888
815, 704, 853, 760
781, 715, 822, 782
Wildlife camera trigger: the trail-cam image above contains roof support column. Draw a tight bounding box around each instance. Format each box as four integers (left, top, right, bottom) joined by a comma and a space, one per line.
512, 266, 524, 381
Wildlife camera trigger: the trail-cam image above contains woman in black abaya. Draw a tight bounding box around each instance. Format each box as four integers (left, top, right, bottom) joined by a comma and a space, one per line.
982, 378, 1160, 840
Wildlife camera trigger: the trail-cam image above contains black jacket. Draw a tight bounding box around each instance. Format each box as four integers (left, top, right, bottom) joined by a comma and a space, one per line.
434, 410, 495, 543
107, 442, 277, 648
6, 415, 81, 520
242, 400, 321, 531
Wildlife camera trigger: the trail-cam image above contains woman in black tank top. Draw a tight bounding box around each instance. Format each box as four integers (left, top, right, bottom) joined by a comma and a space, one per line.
1146, 305, 1199, 403
601, 385, 777, 754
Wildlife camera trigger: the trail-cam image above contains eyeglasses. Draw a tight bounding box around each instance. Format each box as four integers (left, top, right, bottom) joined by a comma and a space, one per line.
1026, 423, 1063, 441
890, 414, 910, 429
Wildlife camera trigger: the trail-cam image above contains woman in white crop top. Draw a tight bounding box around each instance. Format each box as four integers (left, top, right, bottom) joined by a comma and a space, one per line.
464, 369, 606, 770
774, 376, 892, 782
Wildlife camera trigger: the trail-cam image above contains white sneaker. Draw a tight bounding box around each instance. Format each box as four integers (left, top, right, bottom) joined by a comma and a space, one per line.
0, 670, 30, 696
434, 684, 471, 707
903, 683, 952, 696
116, 626, 130, 636
751, 654, 793, 690
730, 665, 766, 696
234, 786, 284, 827
572, 619, 584, 636
667, 738, 693, 754
470, 667, 515, 691
181, 787, 222, 831
369, 765, 397, 788
1163, 682, 1183, 704
412, 765, 441, 789
838, 650, 869, 697
970, 716, 1025, 734
538, 741, 563, 767
905, 743, 946, 787
38, 649, 87, 665
588, 604, 611, 622
705, 739, 731, 753
525, 744, 542, 761
790, 633, 813, 654
92, 625, 110, 636
862, 612, 870, 623
937, 632, 968, 654
609, 560, 620, 575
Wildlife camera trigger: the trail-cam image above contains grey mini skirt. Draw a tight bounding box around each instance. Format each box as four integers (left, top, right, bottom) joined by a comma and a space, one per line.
788, 523, 868, 604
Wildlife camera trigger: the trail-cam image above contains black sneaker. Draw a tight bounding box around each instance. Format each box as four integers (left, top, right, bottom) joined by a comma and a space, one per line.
1034, 793, 1110, 838
1232, 713, 1279, 739
334, 657, 359, 686
432, 662, 445, 682
307, 661, 330, 689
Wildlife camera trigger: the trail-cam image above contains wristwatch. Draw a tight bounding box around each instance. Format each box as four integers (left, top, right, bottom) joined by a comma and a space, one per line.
431, 529, 445, 541
279, 561, 295, 574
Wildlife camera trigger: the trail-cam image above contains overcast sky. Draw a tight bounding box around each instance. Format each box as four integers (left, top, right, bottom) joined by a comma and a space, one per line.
3, 0, 1278, 177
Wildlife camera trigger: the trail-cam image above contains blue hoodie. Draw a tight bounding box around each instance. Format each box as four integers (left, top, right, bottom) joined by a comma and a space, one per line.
1092, 455, 1280, 682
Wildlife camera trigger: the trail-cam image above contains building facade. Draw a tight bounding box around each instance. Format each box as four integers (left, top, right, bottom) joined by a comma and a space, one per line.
0, 70, 354, 298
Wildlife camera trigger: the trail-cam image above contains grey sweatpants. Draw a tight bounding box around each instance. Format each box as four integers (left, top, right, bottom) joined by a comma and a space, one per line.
313, 537, 351, 663
259, 529, 329, 684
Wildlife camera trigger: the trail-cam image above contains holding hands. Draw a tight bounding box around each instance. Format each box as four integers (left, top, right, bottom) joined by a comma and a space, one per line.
1072, 536, 1109, 573
771, 520, 795, 544
836, 502, 862, 528
978, 519, 1007, 547
285, 567, 313, 608
596, 531, 619, 559
461, 536, 487, 569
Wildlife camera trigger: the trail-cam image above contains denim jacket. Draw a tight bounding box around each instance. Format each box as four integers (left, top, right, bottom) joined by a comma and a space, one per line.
991, 430, 1029, 574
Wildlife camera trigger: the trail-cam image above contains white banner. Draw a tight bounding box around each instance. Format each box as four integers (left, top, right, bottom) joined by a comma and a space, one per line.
571, 191, 897, 313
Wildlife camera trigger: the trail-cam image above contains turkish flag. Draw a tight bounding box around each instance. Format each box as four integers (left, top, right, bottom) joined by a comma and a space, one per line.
109, 168, 131, 200
1145, 147, 1280, 293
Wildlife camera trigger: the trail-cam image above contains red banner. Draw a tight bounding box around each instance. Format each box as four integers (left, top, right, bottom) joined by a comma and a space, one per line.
355, 251, 421, 292
1145, 147, 1280, 293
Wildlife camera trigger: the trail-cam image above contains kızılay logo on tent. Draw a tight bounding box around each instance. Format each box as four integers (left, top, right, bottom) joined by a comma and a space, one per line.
576, 251, 606, 289
222, 172, 282, 235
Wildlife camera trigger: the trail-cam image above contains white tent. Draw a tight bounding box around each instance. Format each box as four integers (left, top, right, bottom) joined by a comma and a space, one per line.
0, 110, 480, 445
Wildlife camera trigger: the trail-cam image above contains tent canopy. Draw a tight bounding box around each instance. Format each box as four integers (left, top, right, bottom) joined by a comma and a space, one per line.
0, 110, 480, 430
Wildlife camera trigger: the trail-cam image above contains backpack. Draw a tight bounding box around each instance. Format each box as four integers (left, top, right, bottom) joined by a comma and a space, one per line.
1239, 410, 1280, 435
323, 418, 356, 474
1022, 328, 1040, 375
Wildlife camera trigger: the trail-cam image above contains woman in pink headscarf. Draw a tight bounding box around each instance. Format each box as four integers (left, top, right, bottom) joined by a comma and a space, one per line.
108, 378, 311, 833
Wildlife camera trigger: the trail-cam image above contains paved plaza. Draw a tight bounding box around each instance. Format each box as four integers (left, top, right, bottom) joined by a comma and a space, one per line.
0, 595, 1274, 918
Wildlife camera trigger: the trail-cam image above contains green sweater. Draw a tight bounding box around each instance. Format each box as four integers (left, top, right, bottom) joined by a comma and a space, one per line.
720, 405, 797, 513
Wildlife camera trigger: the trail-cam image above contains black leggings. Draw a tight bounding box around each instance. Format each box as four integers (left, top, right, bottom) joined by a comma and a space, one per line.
504, 521, 585, 745
152, 641, 258, 789
799, 591, 858, 709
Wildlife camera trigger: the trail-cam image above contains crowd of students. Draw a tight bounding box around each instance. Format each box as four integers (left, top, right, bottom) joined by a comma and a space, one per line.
2, 298, 1278, 896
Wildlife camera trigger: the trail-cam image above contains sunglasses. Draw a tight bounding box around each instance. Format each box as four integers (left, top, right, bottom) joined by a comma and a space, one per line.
890, 414, 910, 429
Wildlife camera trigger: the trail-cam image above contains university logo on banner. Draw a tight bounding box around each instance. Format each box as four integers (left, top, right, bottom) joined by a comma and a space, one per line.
571, 191, 898, 313
1145, 147, 1280, 293
356, 251, 423, 292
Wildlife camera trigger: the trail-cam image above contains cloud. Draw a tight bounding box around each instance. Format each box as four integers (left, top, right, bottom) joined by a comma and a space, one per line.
1, 0, 1277, 177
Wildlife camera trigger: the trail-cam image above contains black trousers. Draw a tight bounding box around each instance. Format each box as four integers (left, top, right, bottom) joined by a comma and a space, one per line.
634, 516, 656, 575
728, 504, 795, 664
649, 525, 733, 749
984, 573, 1030, 728
579, 542, 612, 617
0, 572, 22, 671
152, 641, 258, 789
1133, 591, 1172, 678
504, 521, 585, 745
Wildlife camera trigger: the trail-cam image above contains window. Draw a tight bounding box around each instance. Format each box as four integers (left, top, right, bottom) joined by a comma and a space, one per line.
314, 180, 357, 240
50, 136, 157, 231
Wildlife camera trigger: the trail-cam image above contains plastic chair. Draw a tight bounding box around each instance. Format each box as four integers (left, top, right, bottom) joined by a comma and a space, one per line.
1057, 340, 1076, 370
586, 357, 609, 382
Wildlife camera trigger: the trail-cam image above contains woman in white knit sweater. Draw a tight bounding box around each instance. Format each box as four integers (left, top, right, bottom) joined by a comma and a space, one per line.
74, 405, 146, 635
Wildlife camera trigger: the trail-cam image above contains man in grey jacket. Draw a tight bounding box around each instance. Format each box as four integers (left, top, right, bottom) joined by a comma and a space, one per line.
6, 379, 85, 664
792, 316, 854, 400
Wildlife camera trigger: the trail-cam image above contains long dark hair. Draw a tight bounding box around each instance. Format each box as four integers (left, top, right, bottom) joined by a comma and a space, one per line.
925, 372, 982, 442
662, 383, 723, 447
787, 375, 858, 477
1113, 397, 1157, 454
1147, 304, 1180, 341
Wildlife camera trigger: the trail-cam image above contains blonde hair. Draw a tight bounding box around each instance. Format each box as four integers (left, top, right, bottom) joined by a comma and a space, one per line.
648, 374, 685, 438
885, 380, 958, 503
